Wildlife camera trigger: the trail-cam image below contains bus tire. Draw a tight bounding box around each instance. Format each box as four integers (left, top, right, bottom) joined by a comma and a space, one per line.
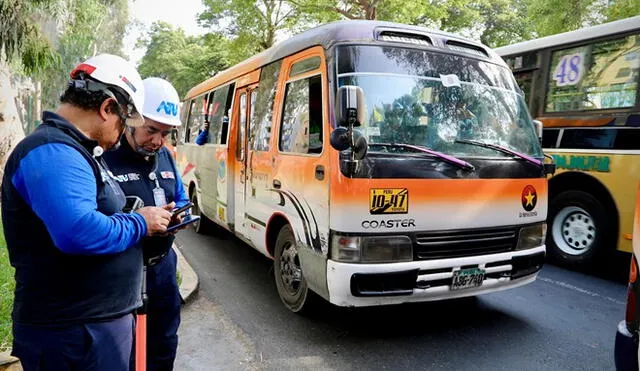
274, 225, 314, 313
547, 190, 614, 269
190, 191, 214, 235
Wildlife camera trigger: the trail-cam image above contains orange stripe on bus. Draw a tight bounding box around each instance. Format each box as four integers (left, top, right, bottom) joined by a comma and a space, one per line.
537, 117, 614, 128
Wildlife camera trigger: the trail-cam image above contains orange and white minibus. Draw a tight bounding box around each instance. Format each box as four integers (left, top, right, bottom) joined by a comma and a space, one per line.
174, 20, 555, 312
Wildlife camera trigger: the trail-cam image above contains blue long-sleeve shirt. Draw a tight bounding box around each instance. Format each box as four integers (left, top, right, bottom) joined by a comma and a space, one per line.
195, 129, 209, 145
11, 143, 147, 255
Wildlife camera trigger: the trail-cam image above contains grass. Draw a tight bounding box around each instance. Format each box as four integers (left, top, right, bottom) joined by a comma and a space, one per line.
0, 220, 15, 352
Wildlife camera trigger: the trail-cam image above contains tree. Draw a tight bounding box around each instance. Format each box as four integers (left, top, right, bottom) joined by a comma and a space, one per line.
137, 22, 230, 98
0, 0, 60, 75
199, 0, 300, 54
0, 0, 62, 183
526, 0, 599, 37
603, 0, 640, 23
477, 0, 534, 47
40, 0, 130, 111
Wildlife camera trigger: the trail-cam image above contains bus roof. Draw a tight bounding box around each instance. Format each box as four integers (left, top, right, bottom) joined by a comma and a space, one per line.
184, 19, 501, 100
494, 15, 640, 57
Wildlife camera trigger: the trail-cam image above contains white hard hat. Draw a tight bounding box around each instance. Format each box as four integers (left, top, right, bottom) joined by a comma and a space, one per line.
70, 54, 145, 127
141, 77, 182, 126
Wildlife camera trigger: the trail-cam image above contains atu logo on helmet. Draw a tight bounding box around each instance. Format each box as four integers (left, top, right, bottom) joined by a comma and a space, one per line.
156, 101, 178, 116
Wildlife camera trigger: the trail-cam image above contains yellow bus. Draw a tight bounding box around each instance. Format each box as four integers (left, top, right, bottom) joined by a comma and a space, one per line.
175, 20, 554, 312
495, 16, 640, 270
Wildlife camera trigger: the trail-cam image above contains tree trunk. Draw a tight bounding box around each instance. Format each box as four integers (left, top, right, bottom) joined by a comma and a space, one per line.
0, 62, 26, 184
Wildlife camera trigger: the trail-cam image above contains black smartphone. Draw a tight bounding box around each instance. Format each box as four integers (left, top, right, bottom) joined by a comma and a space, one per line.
166, 215, 201, 233
172, 202, 193, 217
123, 196, 144, 213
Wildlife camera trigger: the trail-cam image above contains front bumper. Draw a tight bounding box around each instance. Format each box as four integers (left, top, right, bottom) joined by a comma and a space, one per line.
615, 320, 639, 371
326, 245, 545, 307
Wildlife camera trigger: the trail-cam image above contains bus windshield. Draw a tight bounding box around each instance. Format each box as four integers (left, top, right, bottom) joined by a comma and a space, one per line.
336, 45, 543, 159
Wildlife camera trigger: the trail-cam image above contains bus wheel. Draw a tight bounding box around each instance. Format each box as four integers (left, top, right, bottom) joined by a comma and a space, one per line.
274, 225, 313, 313
190, 191, 214, 235
547, 190, 613, 269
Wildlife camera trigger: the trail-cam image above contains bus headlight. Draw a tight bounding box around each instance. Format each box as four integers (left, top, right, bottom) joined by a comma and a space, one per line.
331, 234, 413, 263
516, 223, 547, 251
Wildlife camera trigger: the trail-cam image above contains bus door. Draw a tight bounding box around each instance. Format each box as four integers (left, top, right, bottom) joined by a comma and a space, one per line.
270, 50, 330, 255
231, 84, 257, 236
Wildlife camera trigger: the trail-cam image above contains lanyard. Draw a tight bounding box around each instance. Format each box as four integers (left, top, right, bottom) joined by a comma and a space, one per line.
92, 146, 121, 196
148, 155, 161, 189
148, 155, 167, 206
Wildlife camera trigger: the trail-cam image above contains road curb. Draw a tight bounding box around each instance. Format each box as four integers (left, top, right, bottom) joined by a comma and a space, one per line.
173, 243, 199, 305
0, 352, 20, 371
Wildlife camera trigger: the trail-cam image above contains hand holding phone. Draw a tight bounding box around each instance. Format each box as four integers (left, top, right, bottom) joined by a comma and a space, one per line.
167, 202, 195, 234
172, 202, 193, 217
166, 215, 200, 233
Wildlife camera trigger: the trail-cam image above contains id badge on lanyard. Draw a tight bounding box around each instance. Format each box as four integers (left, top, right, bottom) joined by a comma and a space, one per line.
149, 172, 167, 206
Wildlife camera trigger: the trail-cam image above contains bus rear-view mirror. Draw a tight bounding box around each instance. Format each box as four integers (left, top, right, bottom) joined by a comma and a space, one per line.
329, 127, 368, 160
533, 119, 543, 143
336, 85, 366, 127
330, 127, 350, 151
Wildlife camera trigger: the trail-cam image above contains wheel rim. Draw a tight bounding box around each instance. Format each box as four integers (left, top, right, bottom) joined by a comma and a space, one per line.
191, 194, 201, 230
552, 206, 596, 256
279, 241, 302, 296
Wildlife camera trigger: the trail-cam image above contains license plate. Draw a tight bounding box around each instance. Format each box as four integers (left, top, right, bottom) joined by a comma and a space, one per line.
451, 268, 485, 291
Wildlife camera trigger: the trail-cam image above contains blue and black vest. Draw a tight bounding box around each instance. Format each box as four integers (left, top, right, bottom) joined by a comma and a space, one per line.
1, 112, 143, 325
102, 137, 179, 262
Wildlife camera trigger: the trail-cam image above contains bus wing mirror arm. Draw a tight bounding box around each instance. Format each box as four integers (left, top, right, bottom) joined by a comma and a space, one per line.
533, 119, 543, 144
544, 154, 556, 175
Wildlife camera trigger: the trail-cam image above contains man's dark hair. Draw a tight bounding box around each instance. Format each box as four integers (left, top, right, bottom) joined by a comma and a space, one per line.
60, 85, 113, 111
60, 80, 130, 114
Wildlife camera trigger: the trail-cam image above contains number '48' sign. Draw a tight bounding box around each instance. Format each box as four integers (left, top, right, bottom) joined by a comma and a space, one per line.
553, 53, 585, 86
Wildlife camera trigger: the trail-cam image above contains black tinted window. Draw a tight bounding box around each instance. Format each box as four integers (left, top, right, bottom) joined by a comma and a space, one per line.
542, 128, 560, 148
559, 128, 640, 150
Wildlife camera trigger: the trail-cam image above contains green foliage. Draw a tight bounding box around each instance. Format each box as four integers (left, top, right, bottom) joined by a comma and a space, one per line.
40, 0, 130, 111
527, 0, 598, 37
199, 0, 301, 51
0, 220, 15, 352
136, 22, 230, 98
478, 0, 533, 47
603, 0, 640, 23
0, 0, 59, 75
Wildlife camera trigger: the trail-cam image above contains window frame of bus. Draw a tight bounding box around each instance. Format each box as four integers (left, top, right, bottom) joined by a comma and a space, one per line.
184, 92, 211, 143
207, 82, 235, 146
178, 99, 192, 145
541, 30, 640, 115
250, 60, 283, 152
503, 52, 540, 113
277, 54, 325, 157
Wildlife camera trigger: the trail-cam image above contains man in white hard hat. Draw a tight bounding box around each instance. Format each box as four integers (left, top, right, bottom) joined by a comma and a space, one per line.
103, 77, 190, 371
1, 54, 174, 370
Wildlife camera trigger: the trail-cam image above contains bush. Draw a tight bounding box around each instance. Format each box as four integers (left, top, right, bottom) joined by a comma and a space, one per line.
0, 220, 15, 352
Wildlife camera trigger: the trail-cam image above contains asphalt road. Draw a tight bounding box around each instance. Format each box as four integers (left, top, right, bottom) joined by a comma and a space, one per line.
174, 228, 628, 371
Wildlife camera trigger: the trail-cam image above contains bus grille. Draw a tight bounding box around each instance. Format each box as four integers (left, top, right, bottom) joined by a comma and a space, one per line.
414, 227, 518, 260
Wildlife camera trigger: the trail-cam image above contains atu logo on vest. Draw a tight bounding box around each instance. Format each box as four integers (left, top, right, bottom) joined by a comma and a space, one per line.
156, 101, 178, 116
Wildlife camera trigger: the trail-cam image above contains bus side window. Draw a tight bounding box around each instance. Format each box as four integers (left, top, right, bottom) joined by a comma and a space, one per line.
209, 85, 233, 145
542, 128, 560, 148
546, 34, 639, 112
186, 94, 208, 143
279, 74, 323, 154
251, 60, 282, 151
181, 100, 194, 143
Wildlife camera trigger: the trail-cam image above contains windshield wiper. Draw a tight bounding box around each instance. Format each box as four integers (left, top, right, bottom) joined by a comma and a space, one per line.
369, 143, 475, 171
454, 139, 542, 166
